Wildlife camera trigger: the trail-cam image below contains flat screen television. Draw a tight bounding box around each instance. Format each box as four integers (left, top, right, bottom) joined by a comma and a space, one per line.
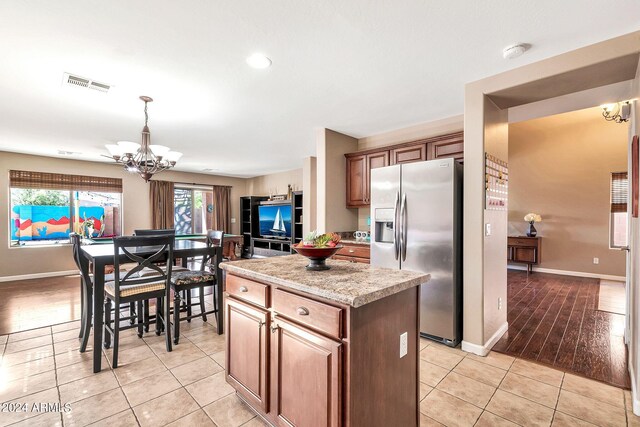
258, 204, 292, 238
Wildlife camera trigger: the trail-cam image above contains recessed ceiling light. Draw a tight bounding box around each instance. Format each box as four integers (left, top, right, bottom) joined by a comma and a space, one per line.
246, 53, 272, 69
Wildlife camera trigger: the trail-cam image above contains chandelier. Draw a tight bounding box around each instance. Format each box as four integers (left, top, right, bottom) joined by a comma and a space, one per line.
601, 101, 631, 124
105, 96, 182, 182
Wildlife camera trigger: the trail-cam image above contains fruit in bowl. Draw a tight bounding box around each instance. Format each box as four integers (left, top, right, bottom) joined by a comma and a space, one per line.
293, 231, 343, 270
297, 231, 341, 248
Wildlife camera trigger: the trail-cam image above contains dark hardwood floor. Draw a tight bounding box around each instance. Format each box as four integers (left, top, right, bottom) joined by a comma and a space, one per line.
493, 270, 630, 389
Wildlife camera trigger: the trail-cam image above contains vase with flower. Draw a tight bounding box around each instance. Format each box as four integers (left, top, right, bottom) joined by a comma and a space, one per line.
524, 213, 542, 237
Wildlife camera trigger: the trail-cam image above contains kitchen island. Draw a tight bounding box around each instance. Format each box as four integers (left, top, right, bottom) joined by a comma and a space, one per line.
220, 255, 429, 427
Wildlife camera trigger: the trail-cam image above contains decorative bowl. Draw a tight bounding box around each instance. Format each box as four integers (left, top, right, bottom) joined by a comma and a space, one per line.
292, 245, 343, 271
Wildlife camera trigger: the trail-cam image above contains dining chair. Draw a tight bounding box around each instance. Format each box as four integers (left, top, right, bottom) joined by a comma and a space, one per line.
133, 228, 191, 331
170, 230, 224, 344
133, 228, 176, 236
104, 235, 175, 367
71, 233, 140, 353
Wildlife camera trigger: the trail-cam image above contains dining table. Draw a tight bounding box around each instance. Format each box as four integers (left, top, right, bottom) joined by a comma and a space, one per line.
80, 239, 223, 373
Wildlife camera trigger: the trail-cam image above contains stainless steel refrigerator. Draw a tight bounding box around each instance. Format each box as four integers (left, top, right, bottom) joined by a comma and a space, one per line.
370, 158, 462, 346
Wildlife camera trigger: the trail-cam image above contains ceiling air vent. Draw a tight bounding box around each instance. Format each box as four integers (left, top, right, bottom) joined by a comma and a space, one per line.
62, 73, 111, 93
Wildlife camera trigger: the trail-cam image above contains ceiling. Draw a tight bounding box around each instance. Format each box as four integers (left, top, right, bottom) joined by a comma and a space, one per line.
0, 1, 638, 177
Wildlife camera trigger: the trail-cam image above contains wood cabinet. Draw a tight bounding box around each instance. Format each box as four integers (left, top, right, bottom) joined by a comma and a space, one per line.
345, 132, 463, 208
225, 297, 269, 411
224, 273, 420, 427
346, 152, 389, 207
271, 317, 342, 427
428, 137, 464, 163
507, 236, 542, 273
390, 143, 427, 165
332, 243, 370, 264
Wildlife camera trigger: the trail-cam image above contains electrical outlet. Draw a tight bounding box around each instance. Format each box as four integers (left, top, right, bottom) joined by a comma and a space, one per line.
231, 218, 236, 224
593, 257, 599, 265
485, 223, 492, 236
400, 332, 408, 358
498, 297, 502, 310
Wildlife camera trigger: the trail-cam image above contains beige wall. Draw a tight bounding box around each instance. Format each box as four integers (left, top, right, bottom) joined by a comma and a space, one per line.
245, 168, 303, 197
316, 129, 358, 233
463, 31, 640, 355
302, 157, 317, 236
0, 151, 247, 278
357, 115, 464, 151
355, 116, 465, 230
483, 97, 509, 344
509, 107, 628, 277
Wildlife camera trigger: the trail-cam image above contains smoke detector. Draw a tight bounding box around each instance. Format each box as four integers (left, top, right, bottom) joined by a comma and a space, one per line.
502, 43, 528, 60
62, 73, 111, 93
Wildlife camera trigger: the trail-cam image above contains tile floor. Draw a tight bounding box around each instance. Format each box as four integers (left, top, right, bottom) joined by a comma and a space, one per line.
1, 315, 639, 426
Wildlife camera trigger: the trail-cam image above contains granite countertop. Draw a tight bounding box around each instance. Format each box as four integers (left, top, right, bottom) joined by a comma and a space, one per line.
220, 255, 429, 308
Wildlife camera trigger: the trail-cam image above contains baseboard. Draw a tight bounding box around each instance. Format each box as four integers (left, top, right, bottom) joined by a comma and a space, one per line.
461, 322, 508, 356
0, 270, 78, 283
507, 265, 625, 282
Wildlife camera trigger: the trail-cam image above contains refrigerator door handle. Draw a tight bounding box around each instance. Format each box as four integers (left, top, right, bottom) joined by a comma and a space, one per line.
400, 193, 408, 261
394, 191, 400, 260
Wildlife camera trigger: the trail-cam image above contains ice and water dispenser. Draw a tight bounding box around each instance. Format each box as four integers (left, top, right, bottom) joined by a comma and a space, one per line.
373, 208, 395, 243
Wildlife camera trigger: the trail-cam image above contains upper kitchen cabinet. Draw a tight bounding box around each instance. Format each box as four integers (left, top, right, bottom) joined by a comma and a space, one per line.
390, 143, 427, 165
346, 151, 389, 208
345, 131, 463, 208
427, 132, 464, 163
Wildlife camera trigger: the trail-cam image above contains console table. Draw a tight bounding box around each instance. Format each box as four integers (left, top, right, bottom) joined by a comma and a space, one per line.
508, 236, 541, 273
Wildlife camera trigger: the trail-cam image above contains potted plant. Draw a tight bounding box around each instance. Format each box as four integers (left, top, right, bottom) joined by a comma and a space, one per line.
524, 213, 542, 237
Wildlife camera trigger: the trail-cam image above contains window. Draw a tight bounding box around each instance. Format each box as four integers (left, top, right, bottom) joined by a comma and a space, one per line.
9, 171, 122, 247
610, 172, 628, 249
174, 186, 213, 235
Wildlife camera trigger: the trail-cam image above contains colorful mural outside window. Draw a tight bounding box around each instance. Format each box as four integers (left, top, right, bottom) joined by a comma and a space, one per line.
11, 205, 105, 241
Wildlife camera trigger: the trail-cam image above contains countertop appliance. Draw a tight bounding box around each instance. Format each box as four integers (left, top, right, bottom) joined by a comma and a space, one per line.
370, 158, 462, 346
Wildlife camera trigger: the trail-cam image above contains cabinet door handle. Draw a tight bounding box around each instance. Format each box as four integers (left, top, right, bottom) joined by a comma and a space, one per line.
296, 306, 309, 316
270, 323, 279, 333
348, 249, 355, 253
258, 321, 265, 329
239, 286, 248, 293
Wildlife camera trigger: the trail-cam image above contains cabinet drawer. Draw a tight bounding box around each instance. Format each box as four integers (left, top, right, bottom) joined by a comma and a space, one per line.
333, 254, 370, 264
273, 289, 343, 339
336, 245, 370, 259
226, 274, 268, 308
514, 247, 537, 263
508, 238, 537, 247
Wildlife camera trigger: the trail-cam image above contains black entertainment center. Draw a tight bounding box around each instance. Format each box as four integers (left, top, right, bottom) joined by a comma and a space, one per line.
239, 191, 303, 258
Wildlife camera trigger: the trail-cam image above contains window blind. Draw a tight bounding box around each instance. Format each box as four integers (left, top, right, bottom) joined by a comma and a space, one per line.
9, 170, 123, 192
611, 172, 628, 213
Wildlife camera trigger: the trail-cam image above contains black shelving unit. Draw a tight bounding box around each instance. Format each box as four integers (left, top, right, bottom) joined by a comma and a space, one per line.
239, 195, 268, 258
291, 191, 303, 253
240, 192, 303, 258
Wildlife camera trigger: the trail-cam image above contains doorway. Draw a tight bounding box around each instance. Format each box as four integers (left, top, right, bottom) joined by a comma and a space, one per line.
490, 107, 630, 388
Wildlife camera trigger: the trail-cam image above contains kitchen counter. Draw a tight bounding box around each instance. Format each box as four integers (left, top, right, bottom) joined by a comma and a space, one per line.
220, 254, 428, 307
340, 239, 370, 245
222, 254, 425, 426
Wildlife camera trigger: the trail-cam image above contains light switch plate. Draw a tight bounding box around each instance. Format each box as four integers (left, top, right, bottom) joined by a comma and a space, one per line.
400, 332, 408, 358
231, 218, 236, 224
485, 223, 491, 236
